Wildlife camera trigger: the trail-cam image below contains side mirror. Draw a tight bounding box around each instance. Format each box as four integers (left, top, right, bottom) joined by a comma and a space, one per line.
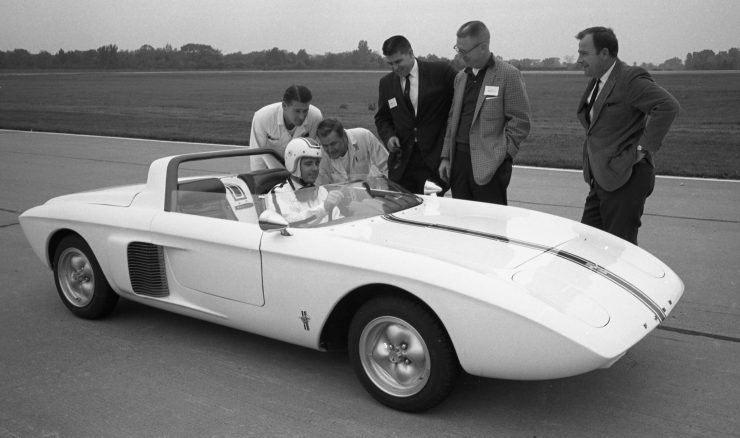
258, 210, 291, 235
423, 180, 443, 196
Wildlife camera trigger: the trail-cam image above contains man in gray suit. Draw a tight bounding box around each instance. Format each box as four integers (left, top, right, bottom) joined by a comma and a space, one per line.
439, 21, 531, 205
576, 27, 679, 245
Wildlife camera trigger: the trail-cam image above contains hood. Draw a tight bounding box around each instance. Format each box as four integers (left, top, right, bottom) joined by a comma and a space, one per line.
394, 196, 581, 248
368, 196, 682, 326
321, 195, 683, 336
331, 196, 581, 274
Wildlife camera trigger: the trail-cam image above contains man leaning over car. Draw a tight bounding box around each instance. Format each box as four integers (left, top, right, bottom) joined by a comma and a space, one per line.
315, 118, 389, 185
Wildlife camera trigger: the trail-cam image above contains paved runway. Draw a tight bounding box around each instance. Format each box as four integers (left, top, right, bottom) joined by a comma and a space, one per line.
1, 130, 738, 437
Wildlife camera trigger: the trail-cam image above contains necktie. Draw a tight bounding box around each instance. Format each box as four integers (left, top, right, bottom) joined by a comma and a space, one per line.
585, 79, 600, 124
403, 74, 414, 113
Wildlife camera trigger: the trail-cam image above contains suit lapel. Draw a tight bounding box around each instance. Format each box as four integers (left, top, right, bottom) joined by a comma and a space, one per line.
473, 62, 498, 122
450, 72, 467, 137
393, 74, 404, 101
577, 78, 597, 129
589, 61, 621, 130
416, 61, 428, 113
579, 78, 597, 110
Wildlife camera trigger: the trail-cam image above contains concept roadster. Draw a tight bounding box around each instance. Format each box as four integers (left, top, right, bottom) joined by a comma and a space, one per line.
20, 148, 684, 411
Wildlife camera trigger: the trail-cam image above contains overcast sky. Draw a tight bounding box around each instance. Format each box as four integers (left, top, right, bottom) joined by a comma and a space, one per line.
2, 0, 739, 65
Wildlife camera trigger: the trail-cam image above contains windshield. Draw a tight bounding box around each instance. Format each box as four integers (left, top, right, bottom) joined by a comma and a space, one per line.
170, 149, 422, 228
263, 177, 422, 228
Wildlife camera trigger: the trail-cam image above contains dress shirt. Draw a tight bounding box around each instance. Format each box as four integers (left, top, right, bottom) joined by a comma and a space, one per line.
399, 59, 419, 115
589, 61, 616, 121
249, 102, 323, 157
317, 128, 389, 184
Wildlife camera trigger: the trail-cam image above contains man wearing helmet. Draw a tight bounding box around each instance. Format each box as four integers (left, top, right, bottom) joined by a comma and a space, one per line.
265, 137, 344, 224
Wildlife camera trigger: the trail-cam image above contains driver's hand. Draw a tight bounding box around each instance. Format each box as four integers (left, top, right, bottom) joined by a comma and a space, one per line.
324, 190, 345, 211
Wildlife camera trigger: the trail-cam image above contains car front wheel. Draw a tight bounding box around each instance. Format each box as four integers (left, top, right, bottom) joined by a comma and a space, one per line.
348, 297, 459, 412
53, 235, 118, 319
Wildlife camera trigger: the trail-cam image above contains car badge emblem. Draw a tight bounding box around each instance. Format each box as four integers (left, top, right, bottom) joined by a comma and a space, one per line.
300, 310, 311, 331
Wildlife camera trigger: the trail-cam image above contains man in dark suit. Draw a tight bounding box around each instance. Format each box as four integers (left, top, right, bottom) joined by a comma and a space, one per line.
375, 35, 457, 194
576, 26, 680, 245
439, 21, 531, 205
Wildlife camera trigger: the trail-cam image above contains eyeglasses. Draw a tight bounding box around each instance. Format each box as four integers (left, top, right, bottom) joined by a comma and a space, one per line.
453, 41, 485, 55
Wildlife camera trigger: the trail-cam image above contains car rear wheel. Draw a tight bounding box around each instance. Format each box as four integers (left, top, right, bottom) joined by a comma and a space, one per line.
53, 235, 118, 319
348, 297, 459, 412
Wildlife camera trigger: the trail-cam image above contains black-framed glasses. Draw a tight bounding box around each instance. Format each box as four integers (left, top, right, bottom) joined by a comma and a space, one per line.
453, 41, 484, 55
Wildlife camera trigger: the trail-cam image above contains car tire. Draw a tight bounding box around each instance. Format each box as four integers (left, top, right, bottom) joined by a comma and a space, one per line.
53, 235, 118, 319
348, 296, 459, 412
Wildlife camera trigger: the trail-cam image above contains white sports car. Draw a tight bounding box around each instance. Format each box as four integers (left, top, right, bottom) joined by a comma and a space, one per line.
19, 148, 684, 411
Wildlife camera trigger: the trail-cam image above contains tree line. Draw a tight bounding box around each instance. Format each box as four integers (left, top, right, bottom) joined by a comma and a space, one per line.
1, 41, 738, 71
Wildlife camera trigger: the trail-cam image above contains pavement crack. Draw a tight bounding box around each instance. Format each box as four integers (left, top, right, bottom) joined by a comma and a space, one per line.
657, 325, 740, 343
5, 149, 150, 167
0, 208, 21, 228
646, 212, 740, 224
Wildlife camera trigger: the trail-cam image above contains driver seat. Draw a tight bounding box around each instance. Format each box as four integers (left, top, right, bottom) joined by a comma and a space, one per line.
239, 168, 291, 195
239, 168, 292, 215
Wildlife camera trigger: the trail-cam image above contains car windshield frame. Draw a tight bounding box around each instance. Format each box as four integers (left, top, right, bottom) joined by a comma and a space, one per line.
167, 148, 422, 228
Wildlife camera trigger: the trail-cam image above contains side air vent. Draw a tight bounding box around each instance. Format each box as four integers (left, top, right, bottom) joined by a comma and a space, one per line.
127, 242, 169, 297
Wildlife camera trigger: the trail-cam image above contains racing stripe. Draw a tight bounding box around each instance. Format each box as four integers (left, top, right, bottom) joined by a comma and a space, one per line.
383, 214, 667, 322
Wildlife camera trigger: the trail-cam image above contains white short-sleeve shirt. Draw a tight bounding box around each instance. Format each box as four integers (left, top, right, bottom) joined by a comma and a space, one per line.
248, 102, 323, 158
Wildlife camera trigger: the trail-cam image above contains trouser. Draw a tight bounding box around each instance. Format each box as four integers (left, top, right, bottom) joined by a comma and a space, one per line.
581, 158, 655, 245
396, 144, 448, 195
451, 145, 512, 205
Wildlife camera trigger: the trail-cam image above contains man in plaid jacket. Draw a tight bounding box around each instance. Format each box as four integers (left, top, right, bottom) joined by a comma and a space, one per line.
439, 21, 531, 205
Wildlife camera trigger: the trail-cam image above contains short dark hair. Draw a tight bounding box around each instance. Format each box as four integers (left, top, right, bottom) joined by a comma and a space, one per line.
576, 27, 619, 57
316, 118, 345, 138
382, 35, 413, 56
457, 21, 490, 41
282, 85, 312, 105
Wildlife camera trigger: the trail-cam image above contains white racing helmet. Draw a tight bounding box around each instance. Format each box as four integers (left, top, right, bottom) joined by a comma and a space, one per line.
284, 137, 322, 179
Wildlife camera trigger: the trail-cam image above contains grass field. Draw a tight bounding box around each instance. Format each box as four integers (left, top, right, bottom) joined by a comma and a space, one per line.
1, 70, 738, 178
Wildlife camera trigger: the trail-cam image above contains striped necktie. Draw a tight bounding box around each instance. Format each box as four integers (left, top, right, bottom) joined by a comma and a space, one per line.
585, 79, 600, 124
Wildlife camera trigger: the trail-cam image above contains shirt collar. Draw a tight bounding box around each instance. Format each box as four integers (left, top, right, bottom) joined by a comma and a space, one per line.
276, 102, 286, 127
410, 58, 418, 78
466, 54, 495, 77
400, 58, 419, 86
598, 60, 617, 85
333, 130, 358, 160
289, 176, 308, 188
346, 129, 358, 153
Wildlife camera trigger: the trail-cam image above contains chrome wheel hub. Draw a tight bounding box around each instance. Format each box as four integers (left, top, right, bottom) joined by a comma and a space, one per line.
57, 248, 95, 307
359, 316, 431, 397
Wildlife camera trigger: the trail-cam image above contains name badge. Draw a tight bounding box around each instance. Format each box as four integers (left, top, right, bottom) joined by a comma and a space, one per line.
388, 97, 398, 109
484, 86, 499, 97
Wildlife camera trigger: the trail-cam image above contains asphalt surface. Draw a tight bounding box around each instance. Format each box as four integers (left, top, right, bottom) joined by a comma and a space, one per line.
1, 130, 738, 437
